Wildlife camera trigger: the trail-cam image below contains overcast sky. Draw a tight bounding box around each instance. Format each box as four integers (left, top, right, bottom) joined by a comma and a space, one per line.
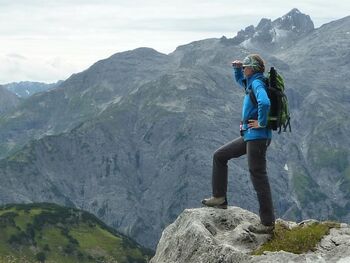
0, 0, 349, 84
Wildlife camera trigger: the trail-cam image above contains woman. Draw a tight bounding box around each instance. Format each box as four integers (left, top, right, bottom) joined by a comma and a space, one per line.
202, 54, 275, 233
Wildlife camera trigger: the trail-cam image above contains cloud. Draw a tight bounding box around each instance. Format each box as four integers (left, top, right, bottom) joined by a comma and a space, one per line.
0, 54, 78, 84
0, 0, 349, 83
6, 53, 27, 60
126, 15, 258, 33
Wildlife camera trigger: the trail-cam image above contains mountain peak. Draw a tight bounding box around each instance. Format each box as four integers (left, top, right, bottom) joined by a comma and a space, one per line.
274, 8, 314, 33
231, 8, 314, 48
289, 8, 302, 15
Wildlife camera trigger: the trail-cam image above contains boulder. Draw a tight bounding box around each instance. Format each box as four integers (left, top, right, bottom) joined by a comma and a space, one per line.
151, 206, 350, 263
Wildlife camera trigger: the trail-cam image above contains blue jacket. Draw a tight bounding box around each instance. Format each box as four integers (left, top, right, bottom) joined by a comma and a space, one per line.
233, 68, 272, 141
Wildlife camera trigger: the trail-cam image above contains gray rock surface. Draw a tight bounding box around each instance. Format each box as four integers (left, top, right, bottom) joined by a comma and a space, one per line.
231, 8, 314, 49
0, 85, 20, 115
151, 207, 350, 263
3, 81, 62, 98
0, 48, 172, 158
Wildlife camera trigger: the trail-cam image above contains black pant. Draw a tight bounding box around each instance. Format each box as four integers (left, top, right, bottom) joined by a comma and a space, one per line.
212, 136, 275, 226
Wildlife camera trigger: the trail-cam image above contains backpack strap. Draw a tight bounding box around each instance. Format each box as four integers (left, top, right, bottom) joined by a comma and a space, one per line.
249, 89, 258, 106
248, 77, 267, 107
283, 117, 292, 132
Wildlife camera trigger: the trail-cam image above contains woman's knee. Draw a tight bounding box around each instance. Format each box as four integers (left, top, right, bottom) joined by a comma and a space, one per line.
213, 150, 227, 163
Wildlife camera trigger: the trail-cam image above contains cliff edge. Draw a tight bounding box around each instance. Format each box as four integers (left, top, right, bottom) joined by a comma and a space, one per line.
151, 206, 350, 263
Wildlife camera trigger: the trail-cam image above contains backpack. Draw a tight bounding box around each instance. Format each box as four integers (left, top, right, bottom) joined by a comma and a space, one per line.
249, 67, 291, 133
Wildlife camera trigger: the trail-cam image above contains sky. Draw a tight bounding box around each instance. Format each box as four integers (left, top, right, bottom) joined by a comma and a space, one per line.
0, 0, 349, 84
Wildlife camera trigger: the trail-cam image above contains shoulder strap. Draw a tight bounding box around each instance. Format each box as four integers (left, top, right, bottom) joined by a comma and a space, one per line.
249, 89, 258, 106
249, 77, 267, 107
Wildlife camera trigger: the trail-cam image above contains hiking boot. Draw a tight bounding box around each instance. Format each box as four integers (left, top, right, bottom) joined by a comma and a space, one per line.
201, 196, 227, 209
248, 223, 275, 234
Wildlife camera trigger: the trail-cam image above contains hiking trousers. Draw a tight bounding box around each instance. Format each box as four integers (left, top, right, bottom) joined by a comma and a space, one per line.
212, 136, 275, 226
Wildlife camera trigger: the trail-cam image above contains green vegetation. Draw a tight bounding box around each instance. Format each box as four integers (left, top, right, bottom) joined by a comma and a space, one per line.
340, 166, 350, 198
292, 172, 327, 206
0, 203, 153, 263
311, 146, 348, 173
253, 221, 340, 255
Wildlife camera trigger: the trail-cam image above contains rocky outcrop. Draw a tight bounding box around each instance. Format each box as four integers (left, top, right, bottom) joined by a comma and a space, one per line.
151, 207, 350, 263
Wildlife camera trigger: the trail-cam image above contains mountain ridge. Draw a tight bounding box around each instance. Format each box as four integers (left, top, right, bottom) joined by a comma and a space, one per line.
3, 81, 63, 98
230, 8, 314, 50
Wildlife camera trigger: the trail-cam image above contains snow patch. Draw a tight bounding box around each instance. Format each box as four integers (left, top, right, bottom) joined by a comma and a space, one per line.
98, 96, 122, 113
240, 38, 253, 49
177, 84, 188, 90
156, 100, 186, 112
202, 108, 215, 118
272, 28, 289, 43
284, 164, 289, 171
130, 87, 139, 94
112, 96, 122, 104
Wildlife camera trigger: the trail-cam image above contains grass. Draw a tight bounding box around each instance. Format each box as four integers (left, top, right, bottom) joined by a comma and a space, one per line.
70, 224, 121, 255
253, 221, 340, 255
0, 203, 152, 263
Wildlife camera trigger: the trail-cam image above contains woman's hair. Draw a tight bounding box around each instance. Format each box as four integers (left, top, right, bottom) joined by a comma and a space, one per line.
250, 54, 265, 73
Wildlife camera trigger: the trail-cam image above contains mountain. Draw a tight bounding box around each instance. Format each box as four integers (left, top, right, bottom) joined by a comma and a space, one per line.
0, 203, 152, 263
150, 206, 350, 263
229, 8, 315, 50
4, 81, 63, 98
230, 8, 315, 49
0, 85, 21, 115
0, 9, 349, 250
0, 48, 172, 158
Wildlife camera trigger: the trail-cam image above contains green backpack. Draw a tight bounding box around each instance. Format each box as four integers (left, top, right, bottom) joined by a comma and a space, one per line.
249, 67, 291, 133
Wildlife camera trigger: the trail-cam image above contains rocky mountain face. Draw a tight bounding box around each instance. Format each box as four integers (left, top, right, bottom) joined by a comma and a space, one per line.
0, 9, 349, 250
3, 81, 63, 98
230, 8, 314, 50
0, 85, 21, 115
150, 207, 350, 263
0, 48, 172, 158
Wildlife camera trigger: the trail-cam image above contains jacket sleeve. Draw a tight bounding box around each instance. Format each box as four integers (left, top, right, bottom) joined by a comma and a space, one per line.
233, 68, 245, 89
252, 80, 270, 127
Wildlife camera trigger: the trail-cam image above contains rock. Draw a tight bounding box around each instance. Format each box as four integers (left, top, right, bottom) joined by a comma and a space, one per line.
275, 218, 298, 230
232, 8, 315, 49
3, 81, 62, 98
0, 85, 20, 114
151, 207, 350, 263
273, 8, 314, 33
150, 206, 271, 263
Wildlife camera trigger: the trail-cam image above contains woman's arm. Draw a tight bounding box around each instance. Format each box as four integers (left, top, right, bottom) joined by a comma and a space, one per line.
232, 60, 245, 88
233, 67, 245, 88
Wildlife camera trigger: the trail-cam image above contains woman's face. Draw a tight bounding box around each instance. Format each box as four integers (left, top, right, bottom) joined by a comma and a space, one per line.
243, 66, 254, 78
